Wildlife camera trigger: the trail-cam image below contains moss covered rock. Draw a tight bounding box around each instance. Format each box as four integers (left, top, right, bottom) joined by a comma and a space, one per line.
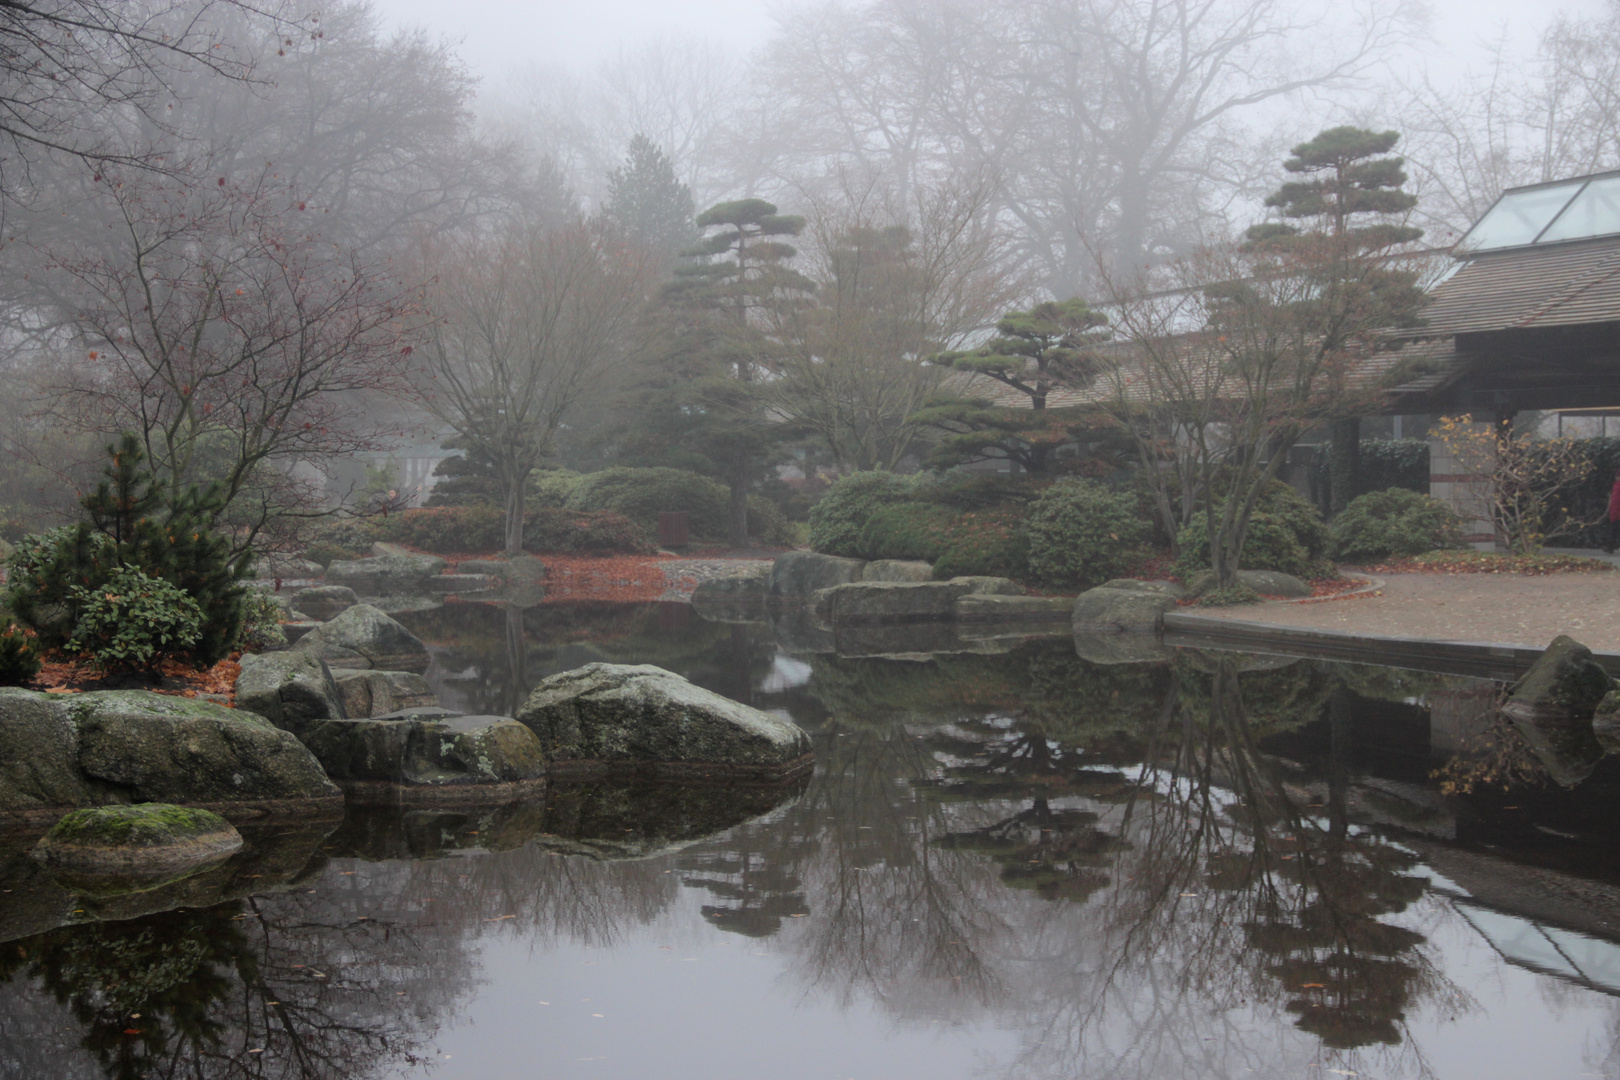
1071, 580, 1185, 633
292, 603, 431, 672
32, 803, 242, 884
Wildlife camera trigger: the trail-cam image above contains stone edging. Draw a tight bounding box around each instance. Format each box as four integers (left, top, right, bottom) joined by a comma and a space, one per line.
1161, 611, 1620, 679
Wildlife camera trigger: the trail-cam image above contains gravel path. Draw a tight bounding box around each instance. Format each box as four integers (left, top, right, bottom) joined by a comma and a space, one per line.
656, 557, 774, 602
1192, 572, 1620, 652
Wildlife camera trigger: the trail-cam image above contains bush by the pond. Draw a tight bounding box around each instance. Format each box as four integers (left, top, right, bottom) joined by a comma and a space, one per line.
388, 505, 505, 552
532, 469, 585, 509
236, 589, 288, 652
808, 472, 919, 557
1330, 488, 1462, 562
856, 503, 956, 561
524, 508, 658, 555
932, 507, 1030, 580
0, 624, 40, 686
65, 565, 204, 673
1024, 478, 1150, 590
1174, 483, 1333, 581
564, 467, 790, 546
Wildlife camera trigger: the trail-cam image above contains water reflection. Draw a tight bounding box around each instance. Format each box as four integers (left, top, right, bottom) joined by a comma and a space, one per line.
6, 601, 1620, 1078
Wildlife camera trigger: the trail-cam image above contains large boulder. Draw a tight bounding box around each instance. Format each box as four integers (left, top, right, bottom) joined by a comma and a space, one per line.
235, 650, 346, 733
1187, 569, 1311, 599
300, 714, 545, 799
32, 804, 243, 886
0, 688, 341, 818
323, 552, 446, 597
863, 559, 934, 583
954, 593, 1074, 621
767, 551, 865, 607
517, 663, 814, 780
1072, 579, 1185, 633
1502, 635, 1614, 787
293, 603, 431, 672
329, 669, 439, 719
291, 584, 359, 621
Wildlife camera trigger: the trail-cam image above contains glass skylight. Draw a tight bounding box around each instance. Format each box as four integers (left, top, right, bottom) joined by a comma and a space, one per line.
1458, 173, 1620, 252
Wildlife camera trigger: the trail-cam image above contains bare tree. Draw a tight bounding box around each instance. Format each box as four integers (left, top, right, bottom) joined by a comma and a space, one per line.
34, 167, 419, 552
414, 220, 654, 554
763, 172, 1017, 471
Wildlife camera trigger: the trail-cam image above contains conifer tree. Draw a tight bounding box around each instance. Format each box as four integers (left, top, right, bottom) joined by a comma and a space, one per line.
927, 299, 1110, 474
602, 135, 698, 261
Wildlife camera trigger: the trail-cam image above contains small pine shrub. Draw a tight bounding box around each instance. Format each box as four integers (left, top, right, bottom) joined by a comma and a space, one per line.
1331, 487, 1462, 562
856, 503, 956, 561
567, 467, 733, 544
745, 495, 796, 546
1024, 478, 1150, 591
66, 565, 204, 673
0, 625, 40, 686
932, 507, 1030, 580
807, 472, 918, 556
236, 588, 289, 652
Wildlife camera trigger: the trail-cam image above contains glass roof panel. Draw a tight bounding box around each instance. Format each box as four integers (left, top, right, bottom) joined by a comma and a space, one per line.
1460, 181, 1583, 251
1537, 175, 1620, 243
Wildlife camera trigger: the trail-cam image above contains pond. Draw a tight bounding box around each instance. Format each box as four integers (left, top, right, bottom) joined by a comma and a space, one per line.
3, 599, 1619, 1079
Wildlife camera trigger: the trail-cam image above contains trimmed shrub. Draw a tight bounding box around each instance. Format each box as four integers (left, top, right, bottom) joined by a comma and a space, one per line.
1174, 483, 1333, 581
386, 505, 504, 553
932, 507, 1030, 580
567, 467, 732, 543
532, 469, 585, 509
65, 565, 203, 673
745, 495, 796, 547
523, 509, 657, 555
0, 625, 40, 686
1024, 478, 1151, 591
856, 503, 956, 561
807, 472, 918, 556
1331, 487, 1461, 562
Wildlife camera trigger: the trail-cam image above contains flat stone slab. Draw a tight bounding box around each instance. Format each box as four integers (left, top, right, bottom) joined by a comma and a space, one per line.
1072, 580, 1184, 633
423, 573, 497, 594
324, 552, 447, 596
768, 551, 865, 607
863, 559, 933, 583
814, 577, 1027, 625
517, 663, 813, 781
954, 594, 1073, 621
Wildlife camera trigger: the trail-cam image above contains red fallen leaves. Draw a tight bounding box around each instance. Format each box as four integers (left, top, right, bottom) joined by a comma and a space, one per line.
540, 555, 677, 603
31, 653, 242, 704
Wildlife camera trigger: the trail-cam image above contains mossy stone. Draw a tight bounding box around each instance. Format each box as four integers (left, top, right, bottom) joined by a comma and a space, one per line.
33, 803, 243, 891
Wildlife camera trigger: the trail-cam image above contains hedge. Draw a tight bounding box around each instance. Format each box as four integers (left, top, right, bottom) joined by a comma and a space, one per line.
808, 472, 919, 556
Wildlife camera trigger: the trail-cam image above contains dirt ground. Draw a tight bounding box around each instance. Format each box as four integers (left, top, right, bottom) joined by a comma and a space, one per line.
1192, 572, 1620, 652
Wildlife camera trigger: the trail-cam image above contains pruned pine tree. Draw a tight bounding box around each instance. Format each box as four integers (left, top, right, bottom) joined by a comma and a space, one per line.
927, 299, 1109, 474
655, 199, 814, 546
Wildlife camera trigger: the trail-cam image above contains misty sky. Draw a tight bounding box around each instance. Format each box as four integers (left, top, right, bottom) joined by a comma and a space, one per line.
370, 0, 1610, 86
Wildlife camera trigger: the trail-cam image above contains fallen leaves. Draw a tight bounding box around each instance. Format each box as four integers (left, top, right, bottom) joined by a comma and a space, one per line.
1356, 551, 1615, 576
539, 555, 677, 603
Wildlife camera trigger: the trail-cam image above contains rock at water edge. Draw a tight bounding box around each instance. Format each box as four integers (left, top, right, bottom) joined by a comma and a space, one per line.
293, 604, 431, 673
329, 669, 438, 720
517, 662, 813, 780
33, 804, 242, 882
235, 650, 346, 734
767, 551, 865, 606
292, 584, 359, 621
1073, 580, 1185, 633
1502, 635, 1614, 787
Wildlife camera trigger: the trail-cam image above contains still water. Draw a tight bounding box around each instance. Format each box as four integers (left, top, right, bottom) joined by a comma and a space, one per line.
4, 600, 1620, 1080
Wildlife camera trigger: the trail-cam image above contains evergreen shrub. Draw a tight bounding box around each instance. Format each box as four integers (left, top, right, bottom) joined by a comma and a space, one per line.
523, 509, 657, 555
855, 503, 956, 561
0, 625, 40, 686
567, 467, 731, 543
1174, 483, 1333, 581
807, 472, 917, 556
931, 507, 1029, 580
65, 565, 204, 673
1330, 488, 1461, 562
236, 589, 289, 652
1024, 478, 1150, 590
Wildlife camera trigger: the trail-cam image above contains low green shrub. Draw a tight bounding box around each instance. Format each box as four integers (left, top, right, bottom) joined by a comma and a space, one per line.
532, 469, 585, 509
1024, 478, 1151, 591
1196, 582, 1261, 607
1331, 487, 1462, 562
808, 472, 918, 556
567, 467, 732, 543
236, 589, 288, 652
386, 505, 505, 553
524, 509, 656, 555
1174, 483, 1333, 581
856, 503, 956, 561
0, 625, 40, 686
304, 516, 384, 552
65, 566, 203, 673
932, 507, 1030, 580
745, 495, 796, 547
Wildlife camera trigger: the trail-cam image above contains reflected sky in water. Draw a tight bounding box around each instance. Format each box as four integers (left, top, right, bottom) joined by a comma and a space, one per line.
5, 600, 1620, 1080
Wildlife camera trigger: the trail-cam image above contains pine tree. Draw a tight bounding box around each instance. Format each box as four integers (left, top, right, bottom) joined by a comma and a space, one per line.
601, 135, 697, 262
928, 299, 1110, 474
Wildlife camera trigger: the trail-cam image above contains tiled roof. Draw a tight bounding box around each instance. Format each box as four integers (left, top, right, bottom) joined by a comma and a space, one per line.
1423, 237, 1620, 335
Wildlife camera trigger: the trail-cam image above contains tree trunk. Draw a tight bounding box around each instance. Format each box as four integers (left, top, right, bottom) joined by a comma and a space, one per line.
502, 474, 526, 556
727, 453, 750, 549
1329, 417, 1361, 517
